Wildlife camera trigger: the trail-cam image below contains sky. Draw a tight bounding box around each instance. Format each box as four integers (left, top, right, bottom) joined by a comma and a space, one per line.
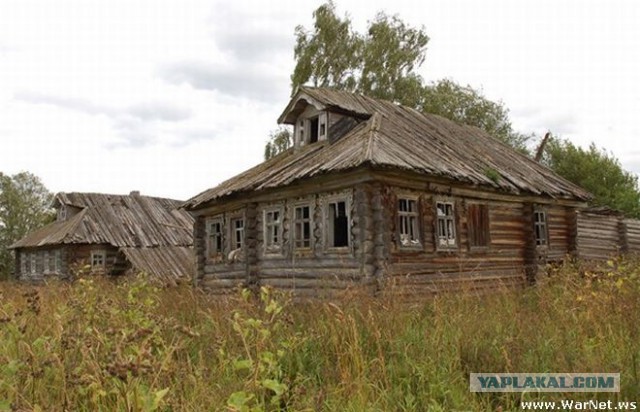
1, 0, 639, 201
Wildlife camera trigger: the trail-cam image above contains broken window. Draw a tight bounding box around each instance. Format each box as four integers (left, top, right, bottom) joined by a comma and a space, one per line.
264, 208, 282, 253
207, 218, 224, 258
91, 250, 106, 268
327, 200, 349, 248
534, 210, 548, 246
293, 205, 312, 249
309, 117, 319, 143
398, 198, 420, 246
231, 217, 245, 250
436, 201, 456, 248
468, 203, 490, 248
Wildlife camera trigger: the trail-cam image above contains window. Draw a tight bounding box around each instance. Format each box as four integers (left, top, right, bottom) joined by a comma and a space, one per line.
57, 206, 67, 221
309, 117, 319, 143
53, 250, 61, 273
264, 209, 282, 253
20, 253, 26, 275
398, 198, 420, 246
29, 253, 36, 274
43, 251, 50, 273
534, 210, 548, 246
298, 120, 304, 143
436, 201, 457, 248
230, 218, 245, 250
207, 218, 224, 258
293, 205, 312, 249
327, 200, 349, 248
468, 203, 490, 248
91, 250, 106, 268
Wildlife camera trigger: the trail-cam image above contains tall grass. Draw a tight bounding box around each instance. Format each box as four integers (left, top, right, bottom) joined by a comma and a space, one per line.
1, 257, 639, 411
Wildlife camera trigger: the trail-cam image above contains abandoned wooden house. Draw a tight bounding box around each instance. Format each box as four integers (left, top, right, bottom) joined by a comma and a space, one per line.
10, 192, 194, 284
183, 86, 593, 296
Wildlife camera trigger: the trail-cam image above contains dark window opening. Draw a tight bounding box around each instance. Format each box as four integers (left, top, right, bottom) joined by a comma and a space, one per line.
309, 117, 319, 143
328, 201, 349, 247
208, 220, 223, 257
468, 204, 490, 248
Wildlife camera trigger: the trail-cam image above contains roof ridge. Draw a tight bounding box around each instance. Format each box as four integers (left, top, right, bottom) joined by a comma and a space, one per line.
363, 113, 382, 162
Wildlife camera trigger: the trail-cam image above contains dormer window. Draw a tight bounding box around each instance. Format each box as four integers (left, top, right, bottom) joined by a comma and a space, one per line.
296, 111, 327, 147
57, 206, 67, 221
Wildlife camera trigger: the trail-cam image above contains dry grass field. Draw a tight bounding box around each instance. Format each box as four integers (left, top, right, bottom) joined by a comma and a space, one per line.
1, 258, 639, 411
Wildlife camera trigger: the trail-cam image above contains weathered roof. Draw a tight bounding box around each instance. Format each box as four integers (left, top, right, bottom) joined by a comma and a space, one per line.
120, 246, 193, 285
185, 87, 591, 210
11, 192, 193, 249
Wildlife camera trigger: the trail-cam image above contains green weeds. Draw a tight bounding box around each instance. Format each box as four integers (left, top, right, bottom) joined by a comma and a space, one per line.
0, 258, 639, 410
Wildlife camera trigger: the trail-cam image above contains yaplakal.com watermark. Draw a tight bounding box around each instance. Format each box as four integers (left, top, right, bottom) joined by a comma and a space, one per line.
470, 373, 620, 393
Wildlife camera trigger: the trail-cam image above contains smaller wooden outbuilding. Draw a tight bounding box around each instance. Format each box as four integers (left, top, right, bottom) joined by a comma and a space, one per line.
9, 191, 194, 284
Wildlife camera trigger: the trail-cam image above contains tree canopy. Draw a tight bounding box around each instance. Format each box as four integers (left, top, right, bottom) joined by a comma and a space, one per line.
543, 139, 640, 218
0, 171, 54, 278
264, 1, 528, 160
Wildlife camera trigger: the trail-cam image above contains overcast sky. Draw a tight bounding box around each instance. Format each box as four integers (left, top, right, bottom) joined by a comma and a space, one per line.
1, 0, 639, 200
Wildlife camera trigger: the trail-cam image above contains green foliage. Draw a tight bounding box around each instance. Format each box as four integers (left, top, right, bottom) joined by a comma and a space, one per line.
2, 262, 640, 409
422, 79, 532, 151
264, 127, 293, 160
0, 172, 54, 279
287, 2, 530, 152
544, 138, 640, 217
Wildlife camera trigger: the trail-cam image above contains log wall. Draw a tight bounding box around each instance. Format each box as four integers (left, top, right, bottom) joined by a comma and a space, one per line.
576, 212, 622, 260
382, 186, 529, 297
575, 212, 640, 260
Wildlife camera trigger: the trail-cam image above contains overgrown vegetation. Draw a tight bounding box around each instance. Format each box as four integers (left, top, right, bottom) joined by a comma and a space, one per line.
1, 258, 639, 411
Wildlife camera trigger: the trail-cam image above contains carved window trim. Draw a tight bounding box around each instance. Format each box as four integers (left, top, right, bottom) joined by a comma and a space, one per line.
396, 194, 422, 249
435, 200, 457, 250
291, 200, 314, 251
262, 205, 284, 255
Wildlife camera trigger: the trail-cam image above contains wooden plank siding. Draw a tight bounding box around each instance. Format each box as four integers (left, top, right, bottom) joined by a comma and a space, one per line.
625, 219, 640, 255
576, 212, 622, 260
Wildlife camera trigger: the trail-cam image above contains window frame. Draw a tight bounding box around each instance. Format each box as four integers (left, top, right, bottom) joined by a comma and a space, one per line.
29, 253, 36, 275
20, 252, 26, 275
534, 209, 549, 247
323, 194, 352, 251
397, 196, 421, 248
292, 202, 314, 250
206, 216, 225, 261
435, 200, 457, 250
467, 202, 490, 250
53, 250, 61, 273
229, 216, 245, 252
263, 206, 284, 255
43, 251, 50, 273
91, 250, 106, 269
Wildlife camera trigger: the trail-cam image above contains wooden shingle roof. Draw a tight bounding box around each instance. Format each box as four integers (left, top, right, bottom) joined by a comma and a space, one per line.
184, 87, 591, 210
10, 192, 194, 281
12, 192, 193, 248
